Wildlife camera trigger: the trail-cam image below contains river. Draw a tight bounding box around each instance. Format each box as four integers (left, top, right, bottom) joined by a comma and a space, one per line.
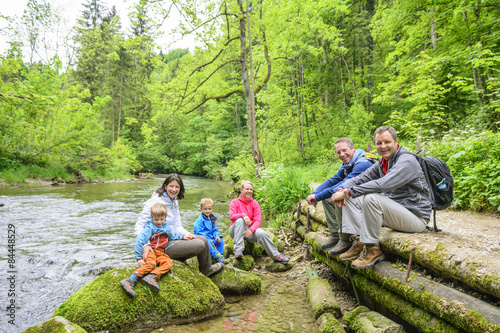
0, 176, 319, 333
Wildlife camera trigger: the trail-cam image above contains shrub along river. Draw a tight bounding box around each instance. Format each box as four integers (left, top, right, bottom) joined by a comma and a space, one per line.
0, 176, 319, 333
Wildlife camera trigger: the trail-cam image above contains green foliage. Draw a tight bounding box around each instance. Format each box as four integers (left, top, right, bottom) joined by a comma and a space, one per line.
253, 163, 310, 216
423, 128, 500, 212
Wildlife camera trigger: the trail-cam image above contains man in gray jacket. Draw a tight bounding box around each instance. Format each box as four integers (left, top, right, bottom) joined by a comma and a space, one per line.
331, 126, 431, 269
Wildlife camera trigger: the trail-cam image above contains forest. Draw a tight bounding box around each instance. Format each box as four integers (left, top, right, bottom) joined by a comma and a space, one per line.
1, 0, 500, 214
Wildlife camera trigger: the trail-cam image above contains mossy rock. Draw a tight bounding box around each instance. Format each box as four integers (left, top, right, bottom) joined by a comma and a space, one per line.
52, 262, 225, 332
22, 316, 86, 333
317, 313, 346, 333
229, 254, 254, 271
210, 265, 262, 295
265, 262, 294, 272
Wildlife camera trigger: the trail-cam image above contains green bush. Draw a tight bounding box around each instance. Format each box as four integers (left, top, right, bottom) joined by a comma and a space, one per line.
253, 163, 310, 216
422, 127, 500, 212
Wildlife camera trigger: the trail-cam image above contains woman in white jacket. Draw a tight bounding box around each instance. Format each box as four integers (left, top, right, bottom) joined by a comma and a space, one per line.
135, 174, 223, 277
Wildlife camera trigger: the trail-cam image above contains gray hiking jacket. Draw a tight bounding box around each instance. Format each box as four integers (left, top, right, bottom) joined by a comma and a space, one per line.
341, 146, 432, 220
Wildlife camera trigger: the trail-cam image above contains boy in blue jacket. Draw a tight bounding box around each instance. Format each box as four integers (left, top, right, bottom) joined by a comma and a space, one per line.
120, 203, 186, 297
194, 198, 225, 263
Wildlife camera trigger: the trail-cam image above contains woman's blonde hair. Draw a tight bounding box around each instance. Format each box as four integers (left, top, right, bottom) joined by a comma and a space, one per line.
240, 180, 254, 189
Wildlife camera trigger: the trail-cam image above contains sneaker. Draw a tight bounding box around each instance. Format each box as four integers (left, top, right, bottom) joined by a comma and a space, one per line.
351, 244, 385, 269
329, 239, 352, 256
206, 262, 224, 277
120, 278, 136, 297
234, 250, 244, 259
140, 274, 160, 292
274, 254, 289, 264
320, 233, 340, 250
339, 235, 364, 261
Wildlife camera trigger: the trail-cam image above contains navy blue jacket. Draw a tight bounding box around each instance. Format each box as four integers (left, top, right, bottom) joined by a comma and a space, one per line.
312, 149, 374, 201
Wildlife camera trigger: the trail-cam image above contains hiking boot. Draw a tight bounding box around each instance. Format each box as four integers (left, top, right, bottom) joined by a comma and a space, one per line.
234, 250, 244, 259
339, 235, 364, 261
351, 244, 385, 269
274, 254, 289, 264
206, 262, 224, 277
120, 278, 136, 297
320, 233, 340, 250
329, 239, 352, 256
140, 274, 160, 292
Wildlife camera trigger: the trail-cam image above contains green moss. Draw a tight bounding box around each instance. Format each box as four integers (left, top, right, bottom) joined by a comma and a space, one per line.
210, 266, 261, 295
381, 237, 500, 300
52, 263, 225, 331
343, 306, 369, 327
361, 266, 500, 333
317, 313, 346, 333
352, 274, 460, 333
22, 316, 86, 333
232, 254, 254, 271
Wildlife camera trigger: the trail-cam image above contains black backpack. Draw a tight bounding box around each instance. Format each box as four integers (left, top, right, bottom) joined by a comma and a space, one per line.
402, 151, 454, 232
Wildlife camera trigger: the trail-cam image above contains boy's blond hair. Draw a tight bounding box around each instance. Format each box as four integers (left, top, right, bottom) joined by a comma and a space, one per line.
151, 203, 167, 218
200, 198, 214, 209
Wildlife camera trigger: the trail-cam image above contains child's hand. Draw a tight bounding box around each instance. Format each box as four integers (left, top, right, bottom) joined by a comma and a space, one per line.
137, 259, 145, 267
215, 236, 221, 243
182, 234, 195, 240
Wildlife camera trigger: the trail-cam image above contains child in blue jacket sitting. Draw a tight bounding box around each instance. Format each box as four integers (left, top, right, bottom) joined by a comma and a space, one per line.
120, 203, 186, 297
194, 198, 225, 263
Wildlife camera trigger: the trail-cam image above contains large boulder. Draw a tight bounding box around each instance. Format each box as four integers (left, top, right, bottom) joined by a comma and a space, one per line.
52, 262, 225, 332
210, 265, 262, 295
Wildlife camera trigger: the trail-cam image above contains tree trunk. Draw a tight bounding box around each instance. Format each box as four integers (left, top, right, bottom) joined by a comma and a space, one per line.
117, 74, 123, 140
238, 0, 264, 175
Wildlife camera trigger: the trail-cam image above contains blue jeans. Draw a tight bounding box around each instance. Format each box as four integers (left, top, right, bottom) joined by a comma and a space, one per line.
208, 238, 224, 258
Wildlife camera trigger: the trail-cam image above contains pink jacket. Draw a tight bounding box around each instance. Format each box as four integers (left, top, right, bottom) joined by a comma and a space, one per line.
229, 194, 262, 233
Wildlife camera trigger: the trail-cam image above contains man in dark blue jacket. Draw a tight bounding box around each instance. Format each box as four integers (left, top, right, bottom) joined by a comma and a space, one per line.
306, 137, 374, 254
332, 126, 431, 269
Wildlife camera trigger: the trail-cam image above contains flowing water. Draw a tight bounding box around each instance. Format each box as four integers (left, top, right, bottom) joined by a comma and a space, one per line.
0, 176, 319, 333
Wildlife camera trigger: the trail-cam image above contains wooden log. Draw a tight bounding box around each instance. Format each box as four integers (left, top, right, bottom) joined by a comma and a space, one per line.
316, 313, 345, 333
297, 200, 327, 227
344, 306, 404, 333
299, 214, 326, 233
306, 277, 342, 319
306, 232, 500, 332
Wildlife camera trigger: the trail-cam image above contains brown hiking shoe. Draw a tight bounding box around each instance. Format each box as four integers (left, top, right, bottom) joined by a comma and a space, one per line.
351, 244, 385, 269
339, 235, 364, 261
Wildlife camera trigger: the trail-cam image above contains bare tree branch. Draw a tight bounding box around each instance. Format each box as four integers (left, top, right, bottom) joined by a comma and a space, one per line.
0, 93, 31, 99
